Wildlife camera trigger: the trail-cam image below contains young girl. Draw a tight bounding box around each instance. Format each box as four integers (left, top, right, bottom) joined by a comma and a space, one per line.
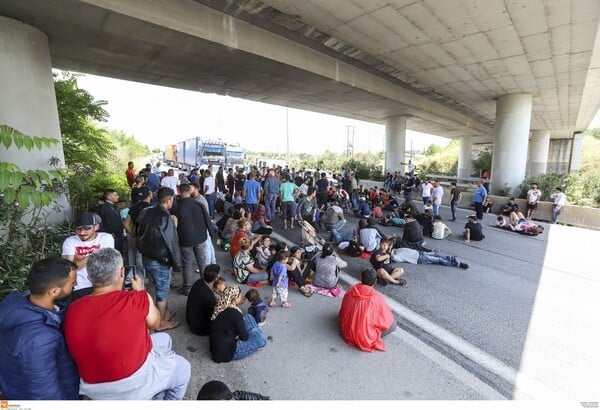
254, 236, 272, 269
286, 246, 313, 297
245, 288, 268, 326
269, 251, 291, 308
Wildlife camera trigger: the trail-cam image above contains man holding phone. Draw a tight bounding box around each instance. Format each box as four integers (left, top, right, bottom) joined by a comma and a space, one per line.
62, 211, 114, 301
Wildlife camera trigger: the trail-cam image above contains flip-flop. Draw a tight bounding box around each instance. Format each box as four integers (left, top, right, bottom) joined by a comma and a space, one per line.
167, 311, 176, 321
155, 320, 180, 332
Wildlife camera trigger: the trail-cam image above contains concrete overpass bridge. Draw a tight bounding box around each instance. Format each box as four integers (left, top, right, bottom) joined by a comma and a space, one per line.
1, 0, 599, 194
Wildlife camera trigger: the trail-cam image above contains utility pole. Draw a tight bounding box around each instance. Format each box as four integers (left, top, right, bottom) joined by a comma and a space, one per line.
286, 108, 290, 165
346, 125, 355, 157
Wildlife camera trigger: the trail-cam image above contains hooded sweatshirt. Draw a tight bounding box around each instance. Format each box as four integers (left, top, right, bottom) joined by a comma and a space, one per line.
0, 291, 80, 399
338, 283, 394, 352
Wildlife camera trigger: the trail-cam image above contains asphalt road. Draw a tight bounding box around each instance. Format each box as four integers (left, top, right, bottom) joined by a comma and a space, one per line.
160, 203, 599, 401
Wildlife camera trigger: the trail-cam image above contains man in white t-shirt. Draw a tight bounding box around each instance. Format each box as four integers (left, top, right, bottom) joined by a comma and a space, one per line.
526, 183, 542, 219
431, 182, 444, 217
203, 169, 217, 219
62, 212, 114, 301
421, 180, 433, 204
160, 169, 179, 192
550, 187, 566, 224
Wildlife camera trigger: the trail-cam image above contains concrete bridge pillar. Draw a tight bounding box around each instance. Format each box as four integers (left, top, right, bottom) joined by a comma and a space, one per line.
384, 116, 406, 175
490, 94, 532, 195
457, 135, 473, 179
528, 129, 550, 176
0, 16, 64, 170
569, 132, 585, 173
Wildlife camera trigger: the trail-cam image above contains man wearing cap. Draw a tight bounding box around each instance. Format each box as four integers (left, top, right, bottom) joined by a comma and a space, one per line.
62, 212, 115, 301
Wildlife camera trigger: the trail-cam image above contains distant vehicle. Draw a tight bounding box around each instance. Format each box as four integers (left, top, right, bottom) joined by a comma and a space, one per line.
176, 137, 226, 171
225, 143, 246, 168
164, 144, 177, 167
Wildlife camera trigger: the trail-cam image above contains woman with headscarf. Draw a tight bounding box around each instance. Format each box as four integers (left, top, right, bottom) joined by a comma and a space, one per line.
209, 285, 267, 363
312, 242, 348, 289
251, 204, 273, 235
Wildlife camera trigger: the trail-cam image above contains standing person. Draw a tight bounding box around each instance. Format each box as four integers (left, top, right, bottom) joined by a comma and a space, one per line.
144, 164, 160, 196
402, 159, 416, 177
125, 161, 136, 187
402, 173, 415, 201
62, 211, 115, 301
297, 186, 319, 230
431, 181, 444, 217
472, 181, 488, 220
226, 167, 235, 194
124, 187, 152, 281
448, 181, 462, 221
0, 258, 79, 400
420, 179, 433, 204
135, 187, 182, 331
99, 189, 125, 254
203, 169, 217, 219
464, 215, 485, 243
63, 248, 191, 400
526, 183, 542, 220
161, 169, 179, 192
550, 187, 566, 224
242, 172, 262, 219
209, 285, 267, 363
186, 264, 220, 336
268, 251, 291, 308
216, 166, 226, 195
263, 169, 281, 220
279, 175, 298, 230
152, 161, 162, 175
315, 172, 330, 209
172, 184, 213, 296
339, 268, 396, 352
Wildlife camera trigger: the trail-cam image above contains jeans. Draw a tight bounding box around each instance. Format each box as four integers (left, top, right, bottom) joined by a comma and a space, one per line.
450, 201, 458, 220
180, 240, 212, 286
330, 228, 355, 245
246, 271, 269, 284
351, 191, 358, 210
474, 202, 484, 220
143, 259, 171, 302
418, 252, 458, 267
127, 234, 145, 284
432, 203, 440, 216
265, 193, 278, 220
151, 333, 191, 400
233, 314, 267, 361
323, 219, 346, 233
552, 205, 561, 223
403, 191, 413, 201
113, 235, 124, 255
422, 196, 430, 204
205, 193, 216, 219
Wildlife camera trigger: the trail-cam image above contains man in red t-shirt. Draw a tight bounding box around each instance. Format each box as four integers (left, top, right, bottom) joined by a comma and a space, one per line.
63, 248, 190, 400
339, 268, 396, 352
125, 161, 136, 187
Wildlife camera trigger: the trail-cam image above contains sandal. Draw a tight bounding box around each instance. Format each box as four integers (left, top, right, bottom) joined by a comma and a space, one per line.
300, 287, 313, 297
167, 311, 177, 321
268, 299, 277, 307
281, 302, 292, 308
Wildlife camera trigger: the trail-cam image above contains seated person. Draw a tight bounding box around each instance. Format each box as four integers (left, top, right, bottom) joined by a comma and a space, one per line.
353, 197, 372, 218
400, 198, 420, 218
423, 200, 433, 213
369, 237, 406, 286
500, 197, 519, 216
221, 209, 244, 243
359, 217, 384, 254
464, 215, 485, 242
398, 214, 429, 251
209, 285, 267, 363
63, 248, 191, 400
197, 380, 269, 400
229, 218, 260, 258
431, 215, 452, 239
482, 197, 494, 213
186, 264, 220, 336
338, 268, 397, 352
312, 242, 348, 289
232, 237, 269, 285
251, 204, 273, 235
391, 246, 469, 269
371, 199, 384, 219
416, 209, 434, 237
252, 235, 272, 269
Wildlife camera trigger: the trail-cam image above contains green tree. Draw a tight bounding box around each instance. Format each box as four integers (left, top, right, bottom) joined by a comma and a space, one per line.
54, 72, 114, 170
584, 128, 600, 139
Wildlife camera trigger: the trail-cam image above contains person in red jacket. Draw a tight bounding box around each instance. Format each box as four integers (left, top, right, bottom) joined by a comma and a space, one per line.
339, 268, 396, 352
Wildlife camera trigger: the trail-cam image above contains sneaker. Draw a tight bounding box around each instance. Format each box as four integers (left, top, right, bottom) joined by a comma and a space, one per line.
377, 277, 389, 287
393, 278, 407, 286
459, 262, 469, 269
178, 286, 191, 296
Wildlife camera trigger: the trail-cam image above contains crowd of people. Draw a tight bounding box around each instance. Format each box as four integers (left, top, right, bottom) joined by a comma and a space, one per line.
0, 160, 560, 400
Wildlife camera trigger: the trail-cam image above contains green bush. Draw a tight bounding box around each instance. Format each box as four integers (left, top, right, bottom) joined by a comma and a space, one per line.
519, 173, 584, 204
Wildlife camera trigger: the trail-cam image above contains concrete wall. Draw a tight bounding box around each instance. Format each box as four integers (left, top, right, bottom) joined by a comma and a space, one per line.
359, 179, 600, 231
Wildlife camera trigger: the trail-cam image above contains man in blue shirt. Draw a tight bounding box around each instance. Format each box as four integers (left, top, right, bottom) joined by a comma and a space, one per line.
243, 172, 262, 218
472, 181, 488, 220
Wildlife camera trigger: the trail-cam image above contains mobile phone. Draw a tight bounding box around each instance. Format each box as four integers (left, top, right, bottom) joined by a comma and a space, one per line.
124, 265, 136, 289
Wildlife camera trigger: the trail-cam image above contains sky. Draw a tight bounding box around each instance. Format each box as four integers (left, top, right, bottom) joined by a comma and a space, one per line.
74, 73, 450, 155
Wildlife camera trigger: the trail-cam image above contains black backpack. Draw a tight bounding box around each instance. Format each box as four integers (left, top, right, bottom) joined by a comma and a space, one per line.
347, 240, 362, 257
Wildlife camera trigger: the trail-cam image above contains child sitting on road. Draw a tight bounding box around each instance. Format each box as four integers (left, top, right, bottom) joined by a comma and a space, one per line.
269, 251, 291, 308
253, 235, 272, 269
213, 277, 227, 297
431, 215, 452, 240
245, 289, 268, 326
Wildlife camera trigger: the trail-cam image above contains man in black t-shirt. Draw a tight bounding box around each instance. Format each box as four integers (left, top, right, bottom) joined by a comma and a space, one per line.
186, 264, 220, 336
464, 215, 485, 242
315, 173, 330, 208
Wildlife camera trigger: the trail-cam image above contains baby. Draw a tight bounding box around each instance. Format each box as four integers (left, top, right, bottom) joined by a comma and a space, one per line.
213, 277, 227, 296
